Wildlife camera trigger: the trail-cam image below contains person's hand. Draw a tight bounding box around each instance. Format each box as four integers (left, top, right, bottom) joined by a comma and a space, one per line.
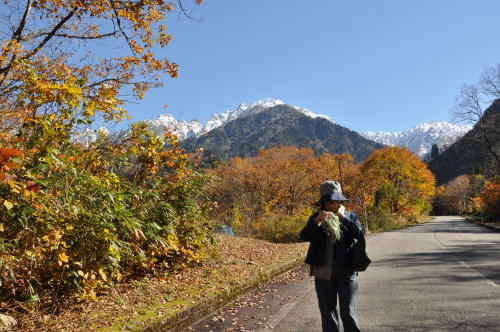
335, 210, 345, 219
315, 211, 329, 224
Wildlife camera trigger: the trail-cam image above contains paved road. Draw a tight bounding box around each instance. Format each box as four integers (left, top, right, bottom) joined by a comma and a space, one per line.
185, 217, 500, 332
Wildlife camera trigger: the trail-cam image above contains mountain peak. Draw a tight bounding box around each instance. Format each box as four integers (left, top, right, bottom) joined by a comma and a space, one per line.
203, 99, 331, 133
360, 121, 472, 156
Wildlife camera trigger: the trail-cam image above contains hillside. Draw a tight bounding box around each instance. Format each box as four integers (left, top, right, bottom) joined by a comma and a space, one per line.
429, 100, 500, 184
181, 104, 384, 163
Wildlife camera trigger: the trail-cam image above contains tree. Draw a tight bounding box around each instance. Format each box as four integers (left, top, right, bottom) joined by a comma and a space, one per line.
0, 0, 201, 134
445, 175, 471, 215
318, 153, 354, 188
360, 147, 435, 215
430, 143, 439, 160
452, 65, 500, 168
480, 176, 500, 219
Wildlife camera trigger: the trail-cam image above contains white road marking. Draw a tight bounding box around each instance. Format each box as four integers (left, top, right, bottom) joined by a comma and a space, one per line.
432, 226, 500, 289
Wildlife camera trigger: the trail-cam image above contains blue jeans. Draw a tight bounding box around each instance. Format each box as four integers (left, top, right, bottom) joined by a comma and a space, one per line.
314, 267, 360, 332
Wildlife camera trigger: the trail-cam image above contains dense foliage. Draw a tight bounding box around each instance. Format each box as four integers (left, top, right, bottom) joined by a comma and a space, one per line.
210, 146, 436, 241
0, 115, 214, 306
0, 0, 210, 309
432, 174, 500, 220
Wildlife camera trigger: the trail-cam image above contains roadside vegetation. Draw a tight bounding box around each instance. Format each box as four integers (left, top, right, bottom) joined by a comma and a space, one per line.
432, 173, 500, 222
210, 145, 435, 241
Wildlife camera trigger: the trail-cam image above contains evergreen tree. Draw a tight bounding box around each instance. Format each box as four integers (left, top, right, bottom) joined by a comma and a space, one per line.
431, 144, 440, 160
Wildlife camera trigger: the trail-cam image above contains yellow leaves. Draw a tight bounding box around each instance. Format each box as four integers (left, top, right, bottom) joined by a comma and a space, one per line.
58, 251, 70, 266
1, 2, 183, 126
0, 223, 4, 232
359, 146, 436, 214
129, 40, 144, 54
98, 268, 108, 281
54, 230, 63, 240
3, 200, 14, 210
166, 234, 179, 251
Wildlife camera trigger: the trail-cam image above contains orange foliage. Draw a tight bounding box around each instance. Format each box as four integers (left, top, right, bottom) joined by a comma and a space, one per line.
360, 147, 435, 214
480, 177, 500, 218
0, 147, 23, 182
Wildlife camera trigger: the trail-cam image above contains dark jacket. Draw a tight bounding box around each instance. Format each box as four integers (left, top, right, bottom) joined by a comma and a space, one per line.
300, 210, 364, 267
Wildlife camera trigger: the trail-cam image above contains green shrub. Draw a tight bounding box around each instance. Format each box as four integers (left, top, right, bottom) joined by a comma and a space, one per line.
252, 208, 312, 243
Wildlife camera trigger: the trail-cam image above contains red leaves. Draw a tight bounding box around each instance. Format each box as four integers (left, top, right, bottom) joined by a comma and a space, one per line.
0, 147, 23, 182
27, 181, 41, 193
0, 148, 22, 164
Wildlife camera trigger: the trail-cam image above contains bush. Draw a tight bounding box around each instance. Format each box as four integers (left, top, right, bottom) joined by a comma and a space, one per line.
0, 116, 215, 305
361, 207, 396, 231
252, 208, 312, 243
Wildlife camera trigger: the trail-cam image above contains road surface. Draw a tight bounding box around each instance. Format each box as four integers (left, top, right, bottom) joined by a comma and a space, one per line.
184, 216, 500, 331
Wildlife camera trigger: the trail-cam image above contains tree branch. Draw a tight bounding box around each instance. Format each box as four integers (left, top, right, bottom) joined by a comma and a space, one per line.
20, 9, 76, 61
23, 30, 118, 41
0, 0, 32, 81
109, 0, 137, 57
0, 7, 76, 81
480, 65, 500, 99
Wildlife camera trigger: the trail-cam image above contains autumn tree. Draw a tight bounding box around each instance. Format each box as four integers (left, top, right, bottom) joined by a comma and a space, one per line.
0, 0, 201, 134
209, 146, 364, 241
360, 147, 435, 215
480, 176, 500, 219
317, 153, 354, 189
443, 175, 472, 215
211, 146, 324, 219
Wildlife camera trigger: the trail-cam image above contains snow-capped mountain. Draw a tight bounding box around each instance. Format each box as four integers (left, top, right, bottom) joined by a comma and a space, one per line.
74, 99, 331, 146
143, 114, 203, 141
73, 101, 472, 157
360, 121, 472, 157
203, 98, 331, 133
141, 98, 331, 140
72, 127, 110, 146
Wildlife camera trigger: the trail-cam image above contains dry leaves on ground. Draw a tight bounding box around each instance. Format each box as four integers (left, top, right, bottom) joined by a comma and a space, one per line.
14, 235, 307, 332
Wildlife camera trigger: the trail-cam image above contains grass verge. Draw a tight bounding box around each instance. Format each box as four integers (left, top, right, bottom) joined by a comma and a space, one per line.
14, 235, 307, 332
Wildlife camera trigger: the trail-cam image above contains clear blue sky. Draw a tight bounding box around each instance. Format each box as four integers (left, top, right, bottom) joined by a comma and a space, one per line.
122, 0, 500, 132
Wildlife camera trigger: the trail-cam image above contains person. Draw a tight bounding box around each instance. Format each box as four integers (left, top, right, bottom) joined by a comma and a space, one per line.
300, 180, 364, 332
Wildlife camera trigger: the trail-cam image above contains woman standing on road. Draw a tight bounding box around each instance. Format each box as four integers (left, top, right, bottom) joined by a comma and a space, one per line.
300, 180, 364, 332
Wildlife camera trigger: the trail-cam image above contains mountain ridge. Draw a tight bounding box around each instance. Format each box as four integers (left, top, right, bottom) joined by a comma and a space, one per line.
181, 104, 384, 163
360, 121, 472, 156
73, 99, 472, 159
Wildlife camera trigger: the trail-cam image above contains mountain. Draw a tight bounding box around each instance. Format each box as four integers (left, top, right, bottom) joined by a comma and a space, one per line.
360, 122, 472, 157
181, 104, 384, 163
143, 98, 331, 140
73, 99, 473, 163
72, 99, 331, 146
71, 127, 110, 146
143, 114, 203, 141
429, 100, 500, 184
